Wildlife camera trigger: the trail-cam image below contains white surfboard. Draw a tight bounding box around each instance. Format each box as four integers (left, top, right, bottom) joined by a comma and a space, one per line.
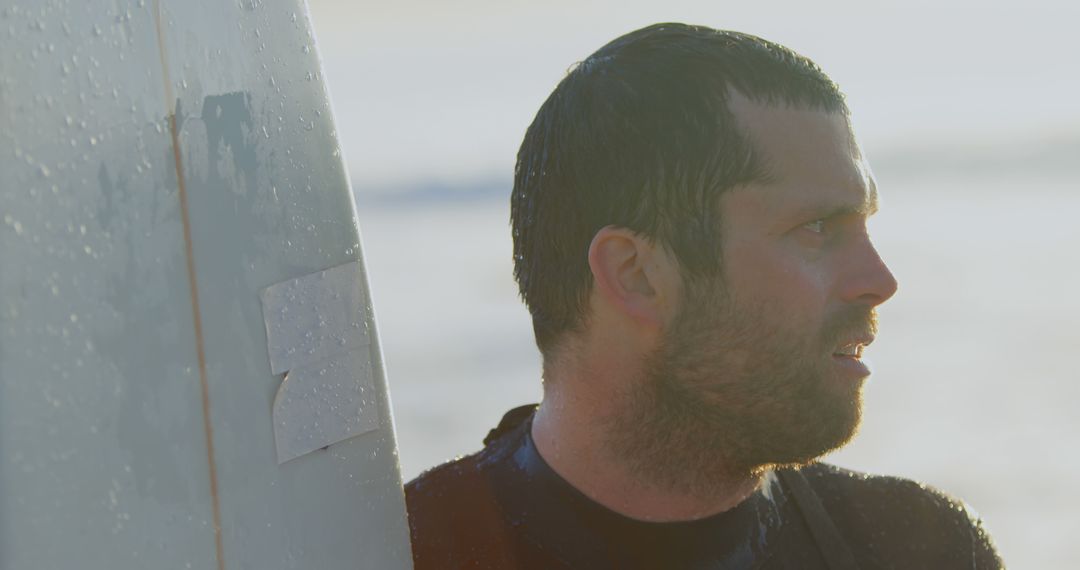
0, 1, 413, 568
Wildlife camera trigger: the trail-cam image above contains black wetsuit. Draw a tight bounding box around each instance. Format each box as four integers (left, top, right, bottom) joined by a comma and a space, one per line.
406, 405, 1003, 569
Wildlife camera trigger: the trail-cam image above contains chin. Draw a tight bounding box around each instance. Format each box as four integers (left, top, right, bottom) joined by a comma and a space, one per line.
775, 402, 863, 470
739, 384, 865, 474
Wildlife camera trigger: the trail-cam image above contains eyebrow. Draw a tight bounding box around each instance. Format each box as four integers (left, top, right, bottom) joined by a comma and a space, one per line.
834, 189, 879, 217
799, 185, 879, 221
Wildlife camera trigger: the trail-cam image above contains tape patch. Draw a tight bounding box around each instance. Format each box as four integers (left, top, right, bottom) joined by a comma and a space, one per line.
272, 349, 379, 464
260, 261, 380, 464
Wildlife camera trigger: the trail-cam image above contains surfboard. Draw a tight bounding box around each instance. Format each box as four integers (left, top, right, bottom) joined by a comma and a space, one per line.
0, 1, 413, 568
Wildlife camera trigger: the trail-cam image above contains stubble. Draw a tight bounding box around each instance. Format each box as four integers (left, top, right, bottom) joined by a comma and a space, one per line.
607, 276, 876, 497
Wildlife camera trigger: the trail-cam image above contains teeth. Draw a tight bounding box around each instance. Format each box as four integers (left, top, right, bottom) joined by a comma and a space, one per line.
836, 345, 860, 356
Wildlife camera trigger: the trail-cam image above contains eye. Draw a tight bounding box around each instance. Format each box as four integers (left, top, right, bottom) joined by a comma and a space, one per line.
802, 219, 827, 234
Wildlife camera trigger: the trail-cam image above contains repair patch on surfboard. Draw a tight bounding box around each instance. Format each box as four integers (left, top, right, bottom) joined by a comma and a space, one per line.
260, 261, 380, 463
272, 348, 379, 464
260, 261, 372, 374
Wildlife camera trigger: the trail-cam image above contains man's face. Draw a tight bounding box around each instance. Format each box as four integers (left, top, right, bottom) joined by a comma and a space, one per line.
612, 98, 897, 490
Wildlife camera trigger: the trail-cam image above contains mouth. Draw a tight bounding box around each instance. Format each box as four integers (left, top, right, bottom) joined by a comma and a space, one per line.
829, 337, 874, 379
831, 337, 874, 360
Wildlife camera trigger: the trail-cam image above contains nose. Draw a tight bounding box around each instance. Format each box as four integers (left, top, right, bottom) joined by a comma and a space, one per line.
840, 238, 898, 307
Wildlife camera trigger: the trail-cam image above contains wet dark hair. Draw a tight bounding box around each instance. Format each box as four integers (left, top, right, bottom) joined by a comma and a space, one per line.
511, 22, 848, 355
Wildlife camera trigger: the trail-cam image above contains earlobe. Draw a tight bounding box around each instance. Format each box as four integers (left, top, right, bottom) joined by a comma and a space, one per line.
587, 227, 669, 329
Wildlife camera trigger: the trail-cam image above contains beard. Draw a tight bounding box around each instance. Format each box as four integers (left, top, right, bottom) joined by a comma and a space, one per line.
608, 275, 877, 495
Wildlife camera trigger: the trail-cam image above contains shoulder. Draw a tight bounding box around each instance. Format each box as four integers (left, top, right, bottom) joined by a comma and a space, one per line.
405, 452, 486, 514
800, 463, 1003, 569
405, 404, 537, 518
404, 405, 539, 569
404, 452, 512, 568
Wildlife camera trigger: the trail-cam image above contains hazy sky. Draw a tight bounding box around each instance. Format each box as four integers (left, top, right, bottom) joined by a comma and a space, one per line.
308, 0, 1079, 190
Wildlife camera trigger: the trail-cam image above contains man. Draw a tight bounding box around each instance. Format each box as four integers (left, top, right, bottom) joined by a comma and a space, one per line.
405, 23, 1002, 569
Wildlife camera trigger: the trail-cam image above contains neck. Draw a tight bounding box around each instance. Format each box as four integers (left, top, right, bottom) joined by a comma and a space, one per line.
531, 380, 763, 522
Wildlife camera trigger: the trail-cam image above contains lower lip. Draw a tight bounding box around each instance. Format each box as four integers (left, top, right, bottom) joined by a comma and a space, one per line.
831, 355, 870, 378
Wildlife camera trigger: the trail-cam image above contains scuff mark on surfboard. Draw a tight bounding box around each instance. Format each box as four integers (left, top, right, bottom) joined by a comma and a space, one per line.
260, 261, 380, 464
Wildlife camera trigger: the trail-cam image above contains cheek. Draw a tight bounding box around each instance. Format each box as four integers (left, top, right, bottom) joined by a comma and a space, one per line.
724, 242, 829, 322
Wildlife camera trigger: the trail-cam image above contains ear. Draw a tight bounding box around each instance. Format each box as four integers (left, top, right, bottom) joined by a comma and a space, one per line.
587, 226, 679, 330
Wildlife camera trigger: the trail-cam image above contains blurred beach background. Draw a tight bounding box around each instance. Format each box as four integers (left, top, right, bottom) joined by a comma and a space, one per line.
307, 1, 1079, 567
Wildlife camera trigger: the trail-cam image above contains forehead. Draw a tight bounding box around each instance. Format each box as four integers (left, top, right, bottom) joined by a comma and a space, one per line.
726, 92, 877, 224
